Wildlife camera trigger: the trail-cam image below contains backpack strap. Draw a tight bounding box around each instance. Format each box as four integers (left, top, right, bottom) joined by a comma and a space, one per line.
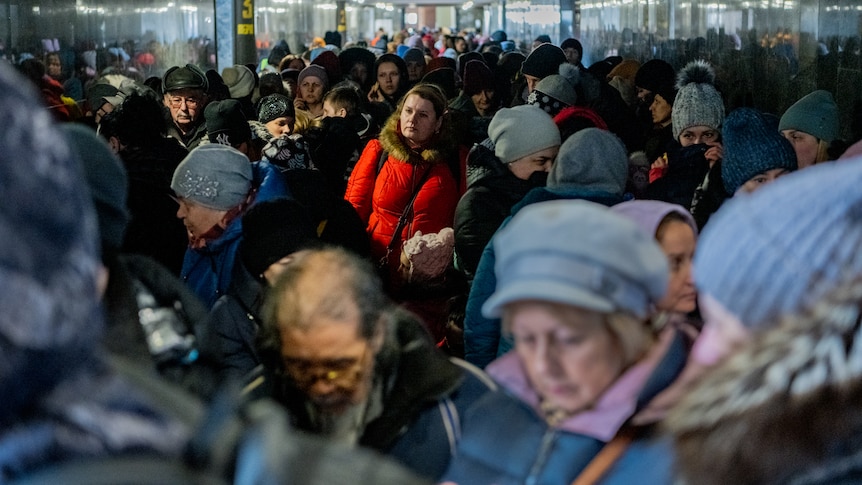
376, 148, 388, 175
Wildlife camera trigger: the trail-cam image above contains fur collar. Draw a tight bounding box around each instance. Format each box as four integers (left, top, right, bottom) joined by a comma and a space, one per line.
665, 279, 862, 485
378, 111, 457, 165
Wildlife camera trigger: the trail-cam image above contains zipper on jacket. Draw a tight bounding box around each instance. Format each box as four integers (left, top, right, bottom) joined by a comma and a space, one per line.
525, 428, 558, 485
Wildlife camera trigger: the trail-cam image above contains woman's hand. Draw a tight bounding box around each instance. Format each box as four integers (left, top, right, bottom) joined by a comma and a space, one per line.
704, 142, 723, 168
293, 97, 307, 111
367, 82, 384, 103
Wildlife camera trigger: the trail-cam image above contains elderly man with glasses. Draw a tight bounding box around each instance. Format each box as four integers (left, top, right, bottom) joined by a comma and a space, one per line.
163, 63, 210, 150
255, 247, 496, 482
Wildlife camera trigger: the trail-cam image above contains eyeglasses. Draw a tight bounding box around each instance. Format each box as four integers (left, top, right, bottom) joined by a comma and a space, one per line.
168, 95, 202, 109
281, 347, 369, 389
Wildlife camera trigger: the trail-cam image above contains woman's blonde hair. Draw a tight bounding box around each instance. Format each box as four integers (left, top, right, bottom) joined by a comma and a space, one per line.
292, 109, 321, 135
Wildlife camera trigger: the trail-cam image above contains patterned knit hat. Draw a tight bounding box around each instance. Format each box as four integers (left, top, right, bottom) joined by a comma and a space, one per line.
721, 107, 797, 195
528, 63, 580, 116
778, 89, 840, 143
672, 60, 725, 140
695, 155, 862, 328
171, 144, 252, 210
257, 93, 294, 124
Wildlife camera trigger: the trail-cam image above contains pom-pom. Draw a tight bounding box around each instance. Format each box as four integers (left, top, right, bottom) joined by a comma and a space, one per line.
676, 59, 715, 90
558, 62, 581, 87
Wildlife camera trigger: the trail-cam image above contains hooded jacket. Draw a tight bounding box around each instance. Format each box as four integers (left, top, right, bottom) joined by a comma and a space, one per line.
344, 112, 462, 280
666, 279, 862, 485
454, 142, 540, 279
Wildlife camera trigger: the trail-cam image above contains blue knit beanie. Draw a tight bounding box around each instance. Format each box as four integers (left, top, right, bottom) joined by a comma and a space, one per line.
778, 90, 840, 143
695, 157, 862, 329
721, 107, 797, 195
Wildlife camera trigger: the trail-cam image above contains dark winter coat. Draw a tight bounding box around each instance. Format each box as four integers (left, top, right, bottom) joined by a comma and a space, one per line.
464, 186, 625, 369
120, 138, 189, 275
454, 142, 539, 280
200, 258, 264, 383
645, 143, 711, 209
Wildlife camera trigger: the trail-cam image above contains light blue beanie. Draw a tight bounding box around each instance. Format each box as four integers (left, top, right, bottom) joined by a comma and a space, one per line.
694, 157, 862, 329
484, 199, 669, 319
548, 127, 628, 196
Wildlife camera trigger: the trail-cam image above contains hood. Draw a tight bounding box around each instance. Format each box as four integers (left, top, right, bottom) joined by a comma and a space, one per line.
378, 110, 457, 165
665, 279, 862, 485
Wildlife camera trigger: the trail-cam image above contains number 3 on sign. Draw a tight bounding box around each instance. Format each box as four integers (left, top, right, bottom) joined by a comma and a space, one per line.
242, 0, 253, 19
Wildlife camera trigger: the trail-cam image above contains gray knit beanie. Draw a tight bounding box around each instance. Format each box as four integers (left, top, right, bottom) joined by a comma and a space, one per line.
548, 127, 628, 196
721, 108, 797, 195
778, 90, 840, 143
171, 144, 253, 210
488, 105, 561, 164
694, 156, 862, 329
672, 60, 725, 140
528, 63, 580, 116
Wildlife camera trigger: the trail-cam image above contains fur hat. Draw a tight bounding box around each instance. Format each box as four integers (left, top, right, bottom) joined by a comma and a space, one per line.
694, 155, 862, 329
171, 144, 252, 210
221, 64, 255, 99
672, 60, 725, 140
205, 99, 252, 146
488, 105, 561, 164
297, 65, 329, 91
457, 52, 483, 80
721, 108, 797, 195
778, 89, 840, 143
257, 93, 294, 124
521, 43, 567, 79
462, 60, 494, 96
163, 63, 208, 92
548, 127, 628, 196
484, 199, 668, 319
240, 198, 318, 279
528, 63, 580, 116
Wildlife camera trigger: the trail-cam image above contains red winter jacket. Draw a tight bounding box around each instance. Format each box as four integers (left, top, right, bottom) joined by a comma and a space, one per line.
345, 115, 461, 280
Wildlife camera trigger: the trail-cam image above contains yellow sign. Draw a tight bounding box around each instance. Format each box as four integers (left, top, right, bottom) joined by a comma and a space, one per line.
237, 23, 254, 35
242, 0, 253, 18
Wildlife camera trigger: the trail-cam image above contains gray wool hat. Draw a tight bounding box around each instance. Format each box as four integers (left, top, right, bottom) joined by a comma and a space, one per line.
488, 105, 561, 164
548, 127, 629, 196
695, 155, 862, 329
671, 60, 725, 140
484, 199, 669, 319
528, 63, 580, 116
221, 64, 255, 99
171, 144, 253, 210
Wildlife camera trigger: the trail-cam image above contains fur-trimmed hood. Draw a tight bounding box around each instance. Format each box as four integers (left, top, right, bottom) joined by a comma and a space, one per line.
665, 278, 862, 485
378, 110, 458, 166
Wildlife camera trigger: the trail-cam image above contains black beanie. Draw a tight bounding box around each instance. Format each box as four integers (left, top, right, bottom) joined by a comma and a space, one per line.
560, 38, 583, 56
205, 99, 252, 146
521, 43, 567, 79
634, 59, 676, 102
240, 198, 319, 279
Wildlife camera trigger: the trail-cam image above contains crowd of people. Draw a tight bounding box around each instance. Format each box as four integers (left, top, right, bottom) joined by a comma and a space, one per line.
4, 25, 862, 484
